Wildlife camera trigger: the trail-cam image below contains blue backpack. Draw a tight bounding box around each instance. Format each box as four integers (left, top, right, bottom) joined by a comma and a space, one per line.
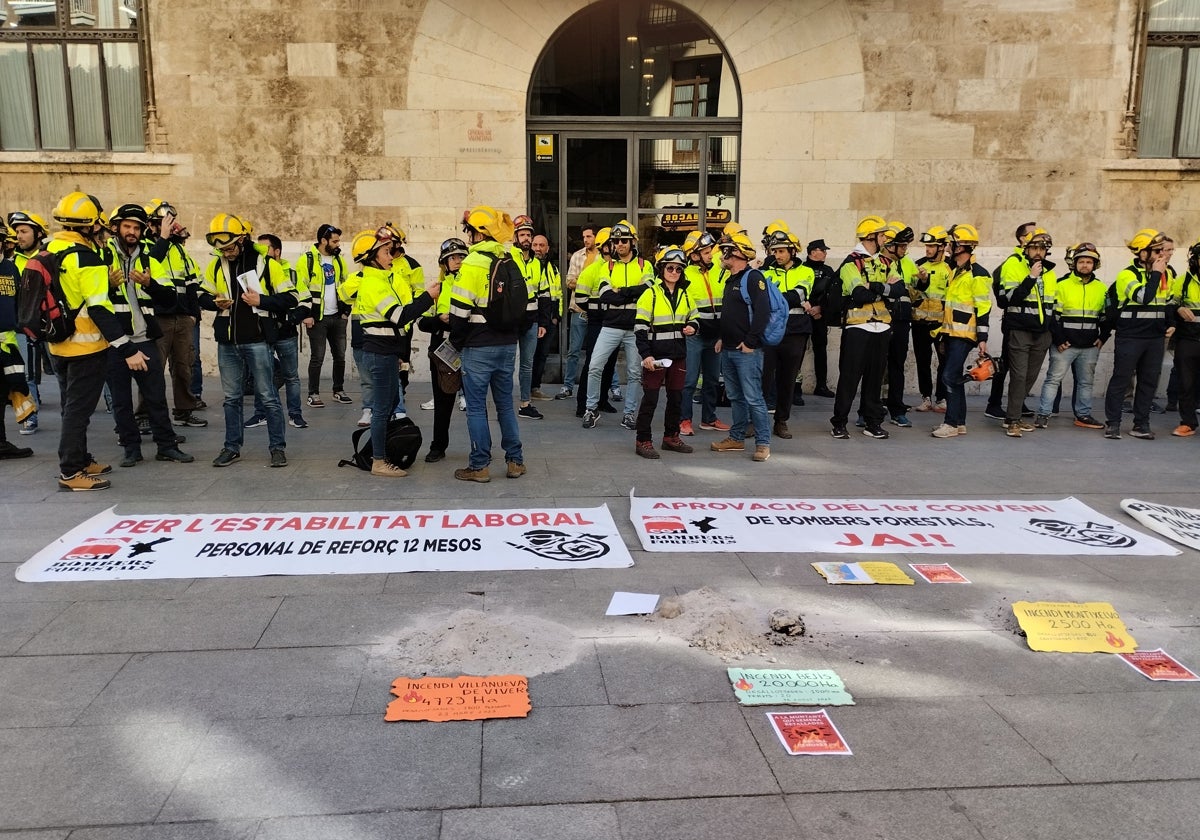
739, 268, 788, 346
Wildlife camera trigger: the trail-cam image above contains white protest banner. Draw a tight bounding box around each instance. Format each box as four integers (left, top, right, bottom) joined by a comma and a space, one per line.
17, 505, 632, 582
1121, 499, 1200, 552
630, 493, 1177, 555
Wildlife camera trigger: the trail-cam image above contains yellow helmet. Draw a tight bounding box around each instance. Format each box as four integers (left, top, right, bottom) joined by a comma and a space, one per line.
718, 231, 756, 260
3, 224, 17, 246
7, 210, 49, 237
462, 205, 514, 242
382, 222, 407, 244
1128, 228, 1165, 253
205, 213, 251, 248
351, 227, 397, 263
594, 226, 612, 249
1021, 227, 1052, 249
685, 231, 717, 256
1070, 242, 1101, 271
882, 221, 915, 246
52, 192, 104, 228
920, 225, 949, 244
723, 220, 748, 238
762, 219, 790, 238
609, 220, 636, 242
682, 230, 701, 253
855, 215, 888, 240
948, 223, 980, 247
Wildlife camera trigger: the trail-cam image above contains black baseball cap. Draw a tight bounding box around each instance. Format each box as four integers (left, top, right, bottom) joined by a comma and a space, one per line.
807, 239, 830, 253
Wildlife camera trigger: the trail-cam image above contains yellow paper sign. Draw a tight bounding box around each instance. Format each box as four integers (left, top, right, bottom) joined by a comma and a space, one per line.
385, 675, 531, 722
858, 562, 915, 585
1012, 601, 1137, 653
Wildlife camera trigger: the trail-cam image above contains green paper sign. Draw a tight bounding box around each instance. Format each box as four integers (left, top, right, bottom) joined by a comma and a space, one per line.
727, 668, 855, 706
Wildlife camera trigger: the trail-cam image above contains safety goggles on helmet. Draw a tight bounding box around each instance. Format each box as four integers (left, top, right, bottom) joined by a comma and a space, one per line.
657, 248, 687, 269
688, 231, 716, 254
438, 237, 469, 263
884, 225, 915, 246
1071, 242, 1101, 269
513, 214, 534, 232
765, 230, 795, 250
609, 222, 635, 241
207, 232, 242, 249
8, 210, 48, 234
148, 201, 176, 220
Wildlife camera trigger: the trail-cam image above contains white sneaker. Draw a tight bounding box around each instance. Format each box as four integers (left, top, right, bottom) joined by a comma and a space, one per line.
392, 412, 408, 421
458, 396, 466, 411
421, 398, 435, 410
914, 397, 934, 412
357, 409, 371, 428
931, 423, 958, 438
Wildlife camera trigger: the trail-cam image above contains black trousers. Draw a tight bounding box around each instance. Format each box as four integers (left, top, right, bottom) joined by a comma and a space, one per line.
987, 327, 1012, 410
532, 319, 558, 391
55, 349, 107, 476
885, 319, 911, 416
911, 321, 946, 401
763, 333, 808, 424
1176, 337, 1200, 428
832, 327, 890, 427
108, 341, 176, 451
1105, 335, 1165, 427
810, 318, 830, 391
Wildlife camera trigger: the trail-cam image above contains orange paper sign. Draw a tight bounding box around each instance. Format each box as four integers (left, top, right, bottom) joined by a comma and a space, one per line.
385, 675, 531, 722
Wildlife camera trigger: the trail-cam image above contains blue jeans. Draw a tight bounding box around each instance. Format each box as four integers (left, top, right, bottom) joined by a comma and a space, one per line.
941, 338, 973, 427
218, 342, 285, 452
562, 312, 588, 390
682, 333, 721, 424
1038, 344, 1099, 418
722, 348, 771, 446
363, 351, 403, 458
352, 344, 374, 411
518, 322, 538, 402
587, 327, 642, 415
253, 335, 302, 419
462, 344, 523, 469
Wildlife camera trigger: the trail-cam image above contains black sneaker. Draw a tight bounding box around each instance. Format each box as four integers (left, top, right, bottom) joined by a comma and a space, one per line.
518, 404, 544, 420
1104, 424, 1121, 440
193, 397, 207, 409
156, 447, 195, 463
137, 416, 152, 436
269, 448, 288, 467
173, 412, 208, 428
1033, 414, 1049, 429
332, 391, 353, 404
620, 413, 637, 431
598, 402, 619, 414
288, 416, 309, 429
1021, 404, 1034, 418
830, 425, 850, 440
244, 415, 267, 428
862, 425, 890, 440
813, 386, 835, 398
212, 448, 241, 467
1130, 426, 1156, 440
983, 406, 1006, 420
1150, 402, 1166, 414
581, 409, 599, 429
424, 449, 446, 463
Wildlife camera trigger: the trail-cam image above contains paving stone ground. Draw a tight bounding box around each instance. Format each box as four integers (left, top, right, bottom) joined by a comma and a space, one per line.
3, 373, 1199, 839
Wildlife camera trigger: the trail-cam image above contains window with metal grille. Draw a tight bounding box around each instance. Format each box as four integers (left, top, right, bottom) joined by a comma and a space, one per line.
1140, 0, 1200, 158
0, 0, 144, 151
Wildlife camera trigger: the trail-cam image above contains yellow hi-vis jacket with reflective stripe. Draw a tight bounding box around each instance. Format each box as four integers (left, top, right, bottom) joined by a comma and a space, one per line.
634, 280, 698, 361
684, 263, 723, 340
940, 261, 991, 343
912, 258, 950, 323
1051, 272, 1109, 347
1113, 261, 1172, 339
47, 232, 128, 358
839, 252, 893, 326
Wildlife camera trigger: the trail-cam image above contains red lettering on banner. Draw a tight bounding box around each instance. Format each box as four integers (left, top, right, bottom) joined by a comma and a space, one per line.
824, 503, 878, 512
872, 533, 914, 547
485, 514, 504, 526
279, 518, 303, 530
186, 518, 205, 532
388, 515, 411, 529
835, 533, 863, 546
931, 534, 952, 546
106, 519, 137, 534
442, 515, 457, 528
415, 514, 432, 527
462, 514, 482, 527
531, 512, 550, 526
308, 516, 328, 529
215, 518, 237, 532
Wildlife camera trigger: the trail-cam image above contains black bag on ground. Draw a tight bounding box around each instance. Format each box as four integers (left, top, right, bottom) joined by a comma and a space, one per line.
337, 417, 423, 470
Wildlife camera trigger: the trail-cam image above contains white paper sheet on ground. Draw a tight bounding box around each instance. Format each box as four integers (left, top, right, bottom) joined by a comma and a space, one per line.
606, 591, 660, 615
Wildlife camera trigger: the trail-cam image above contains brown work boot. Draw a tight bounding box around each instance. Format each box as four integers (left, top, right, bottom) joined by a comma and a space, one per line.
58, 471, 111, 492
84, 460, 112, 476
454, 466, 491, 483
661, 435, 693, 453
635, 440, 661, 459
753, 445, 771, 462
371, 458, 407, 477
773, 421, 792, 439
506, 461, 527, 478
710, 437, 745, 452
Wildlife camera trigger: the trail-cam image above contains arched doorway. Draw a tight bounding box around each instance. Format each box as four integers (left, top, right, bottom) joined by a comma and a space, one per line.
526, 0, 742, 264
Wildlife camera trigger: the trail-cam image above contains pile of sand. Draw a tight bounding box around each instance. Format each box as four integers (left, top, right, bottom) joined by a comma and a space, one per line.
651, 587, 775, 660
379, 609, 584, 677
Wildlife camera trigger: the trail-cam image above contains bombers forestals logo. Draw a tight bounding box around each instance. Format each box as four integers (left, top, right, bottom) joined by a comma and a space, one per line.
639, 515, 736, 546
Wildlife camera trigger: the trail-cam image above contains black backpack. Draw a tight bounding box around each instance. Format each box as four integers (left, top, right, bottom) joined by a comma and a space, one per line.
16, 245, 88, 343
484, 253, 528, 330
337, 417, 423, 470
